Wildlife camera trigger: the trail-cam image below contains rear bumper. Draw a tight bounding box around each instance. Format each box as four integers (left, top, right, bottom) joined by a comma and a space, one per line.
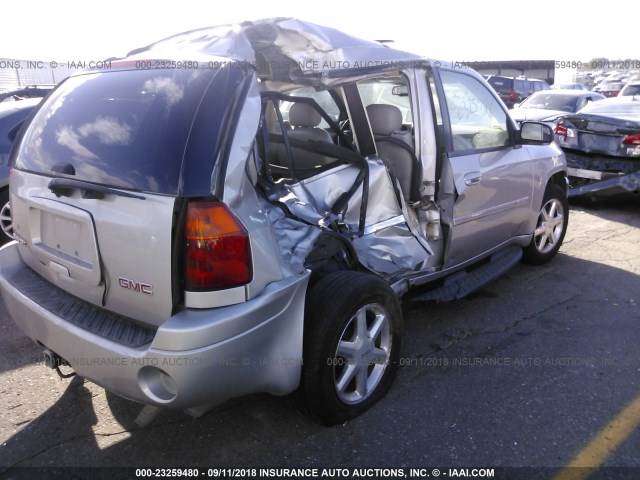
568, 170, 640, 198
0, 242, 309, 411
565, 150, 640, 198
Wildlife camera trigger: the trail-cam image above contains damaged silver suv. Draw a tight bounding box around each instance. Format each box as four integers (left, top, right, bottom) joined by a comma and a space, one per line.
0, 19, 568, 425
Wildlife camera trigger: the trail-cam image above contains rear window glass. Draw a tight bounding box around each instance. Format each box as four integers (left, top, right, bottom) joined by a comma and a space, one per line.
580, 100, 640, 115
487, 77, 512, 90
14, 67, 245, 195
520, 93, 579, 112
621, 85, 640, 96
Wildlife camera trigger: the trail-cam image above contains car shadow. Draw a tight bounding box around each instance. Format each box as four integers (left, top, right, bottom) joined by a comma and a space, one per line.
569, 194, 640, 213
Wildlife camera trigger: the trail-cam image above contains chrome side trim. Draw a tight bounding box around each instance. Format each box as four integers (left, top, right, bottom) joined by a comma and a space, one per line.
363, 215, 406, 235
454, 196, 530, 226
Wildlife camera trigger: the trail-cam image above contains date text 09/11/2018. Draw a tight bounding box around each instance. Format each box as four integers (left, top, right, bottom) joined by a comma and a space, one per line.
555, 60, 640, 69
134, 467, 497, 478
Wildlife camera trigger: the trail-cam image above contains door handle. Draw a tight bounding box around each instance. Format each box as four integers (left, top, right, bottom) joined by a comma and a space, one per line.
464, 172, 482, 186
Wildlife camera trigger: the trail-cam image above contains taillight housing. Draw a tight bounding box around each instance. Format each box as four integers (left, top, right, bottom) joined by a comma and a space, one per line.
622, 134, 640, 146
554, 123, 573, 142
509, 90, 517, 102
185, 201, 252, 290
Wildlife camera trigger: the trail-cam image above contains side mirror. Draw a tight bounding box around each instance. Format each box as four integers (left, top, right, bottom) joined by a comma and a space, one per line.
519, 122, 553, 145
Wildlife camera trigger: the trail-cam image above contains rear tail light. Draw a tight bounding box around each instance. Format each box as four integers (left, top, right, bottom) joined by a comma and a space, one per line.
509, 90, 517, 102
185, 201, 252, 290
554, 124, 568, 141
622, 134, 640, 146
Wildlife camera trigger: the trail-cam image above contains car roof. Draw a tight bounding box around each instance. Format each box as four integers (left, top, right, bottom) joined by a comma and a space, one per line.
109, 18, 432, 88
530, 89, 591, 96
487, 75, 547, 82
0, 85, 54, 98
0, 98, 43, 116
1, 84, 55, 91
585, 96, 640, 105
551, 83, 586, 88
578, 96, 640, 116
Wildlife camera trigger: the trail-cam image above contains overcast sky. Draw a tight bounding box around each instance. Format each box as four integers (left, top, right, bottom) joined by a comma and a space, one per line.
1, 0, 637, 63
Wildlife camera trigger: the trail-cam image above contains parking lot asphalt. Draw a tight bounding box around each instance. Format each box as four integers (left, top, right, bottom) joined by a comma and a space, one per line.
1, 198, 639, 479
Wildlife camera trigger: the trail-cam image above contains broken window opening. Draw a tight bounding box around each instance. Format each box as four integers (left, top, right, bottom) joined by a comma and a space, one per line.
257, 91, 370, 236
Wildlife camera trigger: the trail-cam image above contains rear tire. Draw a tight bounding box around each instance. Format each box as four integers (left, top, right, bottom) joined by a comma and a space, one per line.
522, 184, 568, 265
297, 271, 403, 425
0, 189, 13, 246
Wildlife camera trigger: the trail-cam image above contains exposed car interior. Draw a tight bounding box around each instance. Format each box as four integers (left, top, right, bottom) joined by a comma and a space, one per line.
259, 75, 417, 196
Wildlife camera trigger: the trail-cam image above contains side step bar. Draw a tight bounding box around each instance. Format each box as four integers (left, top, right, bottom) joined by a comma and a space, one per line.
411, 246, 523, 302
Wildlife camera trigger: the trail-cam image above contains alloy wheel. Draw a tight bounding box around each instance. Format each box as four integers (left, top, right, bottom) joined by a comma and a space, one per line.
333, 303, 392, 405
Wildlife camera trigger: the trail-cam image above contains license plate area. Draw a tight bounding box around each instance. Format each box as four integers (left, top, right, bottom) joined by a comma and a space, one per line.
578, 133, 619, 153
27, 197, 102, 286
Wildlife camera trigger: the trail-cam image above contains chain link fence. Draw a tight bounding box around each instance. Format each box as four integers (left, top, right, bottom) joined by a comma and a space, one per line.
0, 58, 78, 90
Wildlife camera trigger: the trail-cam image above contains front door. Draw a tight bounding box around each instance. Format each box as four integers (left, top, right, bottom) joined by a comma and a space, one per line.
434, 69, 534, 268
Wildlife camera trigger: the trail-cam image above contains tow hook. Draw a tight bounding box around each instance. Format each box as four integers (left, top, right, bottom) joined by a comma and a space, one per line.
43, 349, 77, 379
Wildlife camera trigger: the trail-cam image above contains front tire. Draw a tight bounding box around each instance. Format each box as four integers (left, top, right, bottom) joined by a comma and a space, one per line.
297, 271, 403, 425
523, 183, 568, 265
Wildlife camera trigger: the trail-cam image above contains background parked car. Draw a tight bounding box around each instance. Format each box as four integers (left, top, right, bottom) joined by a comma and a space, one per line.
593, 79, 625, 97
510, 89, 605, 129
486, 75, 550, 108
554, 96, 640, 198
0, 98, 43, 244
0, 85, 55, 103
551, 83, 590, 91
619, 81, 640, 97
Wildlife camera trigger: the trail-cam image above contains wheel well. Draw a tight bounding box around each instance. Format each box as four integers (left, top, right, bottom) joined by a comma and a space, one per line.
304, 231, 360, 287
548, 171, 568, 195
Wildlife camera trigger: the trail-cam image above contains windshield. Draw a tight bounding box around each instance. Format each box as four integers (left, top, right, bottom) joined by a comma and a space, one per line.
486, 76, 512, 93
358, 77, 413, 124
621, 85, 640, 96
13, 66, 246, 195
520, 92, 578, 112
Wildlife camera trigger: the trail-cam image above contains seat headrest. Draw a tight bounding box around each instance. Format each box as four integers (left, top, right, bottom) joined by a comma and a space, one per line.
367, 104, 403, 136
289, 103, 322, 127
